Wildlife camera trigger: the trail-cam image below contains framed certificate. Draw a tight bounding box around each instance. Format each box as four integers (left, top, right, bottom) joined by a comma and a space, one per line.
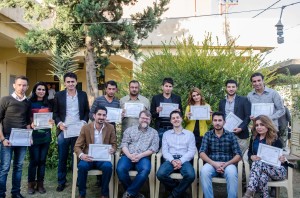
33, 112, 53, 129
64, 122, 84, 138
224, 112, 243, 132
251, 103, 274, 118
88, 144, 112, 161
9, 128, 33, 146
257, 143, 282, 167
159, 103, 179, 117
106, 107, 122, 123
190, 105, 210, 120
124, 103, 144, 118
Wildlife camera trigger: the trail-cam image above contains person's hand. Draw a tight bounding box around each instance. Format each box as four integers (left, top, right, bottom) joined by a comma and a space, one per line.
212, 161, 225, 173
81, 154, 93, 162
31, 122, 35, 129
185, 112, 192, 119
171, 160, 181, 170
156, 107, 162, 113
109, 148, 115, 154
131, 153, 142, 163
250, 116, 255, 120
2, 139, 11, 147
48, 119, 55, 127
233, 128, 242, 133
279, 155, 286, 163
59, 123, 67, 131
121, 109, 126, 119
175, 108, 181, 112
251, 155, 261, 161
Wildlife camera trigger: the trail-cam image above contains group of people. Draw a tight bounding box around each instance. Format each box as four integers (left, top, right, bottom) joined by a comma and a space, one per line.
0, 71, 292, 198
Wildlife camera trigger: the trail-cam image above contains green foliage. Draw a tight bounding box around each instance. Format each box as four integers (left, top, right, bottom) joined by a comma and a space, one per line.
46, 127, 59, 169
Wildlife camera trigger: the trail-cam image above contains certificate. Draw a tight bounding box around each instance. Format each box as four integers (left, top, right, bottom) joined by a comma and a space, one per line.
190, 105, 210, 120
257, 143, 282, 167
64, 121, 84, 138
9, 128, 33, 146
251, 103, 274, 118
159, 103, 179, 117
124, 103, 144, 118
224, 112, 243, 132
88, 144, 112, 161
106, 107, 122, 123
33, 112, 53, 129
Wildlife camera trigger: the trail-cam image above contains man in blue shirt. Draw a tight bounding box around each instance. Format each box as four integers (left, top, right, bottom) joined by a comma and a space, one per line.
199, 112, 242, 198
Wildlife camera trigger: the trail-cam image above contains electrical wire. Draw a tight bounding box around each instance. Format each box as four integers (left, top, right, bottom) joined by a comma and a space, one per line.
252, 0, 282, 18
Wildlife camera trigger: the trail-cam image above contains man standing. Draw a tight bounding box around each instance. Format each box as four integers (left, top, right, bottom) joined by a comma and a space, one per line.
74, 106, 117, 198
247, 72, 285, 130
117, 110, 159, 198
200, 112, 242, 198
150, 78, 182, 144
278, 105, 291, 148
120, 80, 150, 132
156, 110, 196, 198
0, 76, 31, 198
53, 72, 89, 192
219, 79, 251, 154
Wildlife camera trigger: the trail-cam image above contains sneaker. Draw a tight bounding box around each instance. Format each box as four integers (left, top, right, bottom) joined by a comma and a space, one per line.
136, 193, 145, 198
122, 192, 135, 198
56, 184, 66, 192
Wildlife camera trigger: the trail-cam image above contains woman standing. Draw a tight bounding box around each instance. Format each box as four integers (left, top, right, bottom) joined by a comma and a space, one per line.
28, 82, 53, 194
184, 87, 211, 149
243, 115, 288, 198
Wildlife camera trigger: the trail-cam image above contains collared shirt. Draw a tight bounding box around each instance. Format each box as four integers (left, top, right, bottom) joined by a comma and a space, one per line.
199, 129, 242, 162
11, 92, 27, 101
120, 94, 150, 131
94, 123, 104, 144
225, 94, 236, 117
247, 86, 285, 128
65, 91, 80, 124
120, 125, 159, 154
48, 89, 56, 100
162, 129, 196, 164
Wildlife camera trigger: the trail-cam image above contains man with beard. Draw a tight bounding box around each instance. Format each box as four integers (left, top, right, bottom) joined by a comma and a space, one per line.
156, 110, 196, 198
120, 80, 150, 132
219, 79, 251, 154
117, 110, 159, 198
74, 106, 117, 198
199, 112, 242, 198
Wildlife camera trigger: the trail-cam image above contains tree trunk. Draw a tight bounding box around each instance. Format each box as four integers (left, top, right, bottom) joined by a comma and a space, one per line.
85, 36, 99, 106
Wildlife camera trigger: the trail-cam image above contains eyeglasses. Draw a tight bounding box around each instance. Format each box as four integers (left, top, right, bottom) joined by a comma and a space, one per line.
37, 88, 45, 91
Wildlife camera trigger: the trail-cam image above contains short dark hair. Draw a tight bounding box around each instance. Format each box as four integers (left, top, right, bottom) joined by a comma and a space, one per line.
250, 72, 264, 82
162, 77, 174, 86
93, 105, 107, 114
212, 112, 225, 121
170, 110, 183, 119
15, 75, 29, 83
105, 80, 118, 88
139, 110, 152, 119
64, 72, 77, 81
129, 80, 140, 86
225, 79, 238, 87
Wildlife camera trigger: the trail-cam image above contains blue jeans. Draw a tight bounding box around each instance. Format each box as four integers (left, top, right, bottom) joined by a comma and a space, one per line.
77, 160, 112, 196
28, 142, 50, 182
156, 161, 195, 197
57, 132, 77, 185
116, 155, 151, 196
0, 143, 27, 196
200, 163, 238, 198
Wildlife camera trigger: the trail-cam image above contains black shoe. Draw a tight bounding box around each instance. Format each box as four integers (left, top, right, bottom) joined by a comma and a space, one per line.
56, 184, 65, 192
11, 193, 25, 198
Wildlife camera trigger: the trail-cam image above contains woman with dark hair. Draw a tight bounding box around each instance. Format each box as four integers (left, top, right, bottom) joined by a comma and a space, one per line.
243, 115, 288, 198
27, 82, 54, 195
184, 87, 211, 149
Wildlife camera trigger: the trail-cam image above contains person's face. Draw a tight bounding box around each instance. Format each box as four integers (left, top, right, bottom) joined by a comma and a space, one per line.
13, 79, 28, 96
162, 82, 173, 95
129, 82, 140, 96
64, 77, 77, 91
47, 84, 51, 89
192, 91, 201, 103
35, 85, 46, 99
212, 115, 225, 130
251, 76, 264, 91
138, 113, 151, 128
226, 83, 237, 96
106, 84, 117, 97
255, 119, 268, 136
170, 113, 182, 128
93, 109, 107, 125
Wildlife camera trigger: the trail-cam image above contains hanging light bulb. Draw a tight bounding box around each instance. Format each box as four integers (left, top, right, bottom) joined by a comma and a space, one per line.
275, 6, 286, 44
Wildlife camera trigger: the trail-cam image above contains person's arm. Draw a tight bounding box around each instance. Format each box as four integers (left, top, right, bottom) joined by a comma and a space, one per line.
270, 92, 285, 121
178, 96, 183, 113
238, 97, 251, 131
74, 126, 86, 158
183, 105, 190, 122
109, 126, 117, 153
89, 98, 98, 121
147, 130, 159, 153
247, 136, 254, 161
150, 96, 159, 119
83, 92, 90, 123
180, 132, 196, 164
119, 128, 131, 157
161, 132, 174, 162
223, 155, 241, 168
286, 107, 292, 125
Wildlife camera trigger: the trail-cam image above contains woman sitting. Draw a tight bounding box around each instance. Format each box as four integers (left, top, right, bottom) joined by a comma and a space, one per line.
243, 115, 287, 198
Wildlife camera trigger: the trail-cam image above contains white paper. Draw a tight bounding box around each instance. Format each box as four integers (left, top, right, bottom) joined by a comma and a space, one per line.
124, 103, 144, 118
257, 143, 282, 167
251, 103, 274, 118
224, 112, 243, 132
190, 105, 210, 120
106, 107, 122, 123
33, 112, 53, 129
64, 122, 84, 138
9, 128, 33, 146
159, 103, 179, 117
88, 144, 112, 161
